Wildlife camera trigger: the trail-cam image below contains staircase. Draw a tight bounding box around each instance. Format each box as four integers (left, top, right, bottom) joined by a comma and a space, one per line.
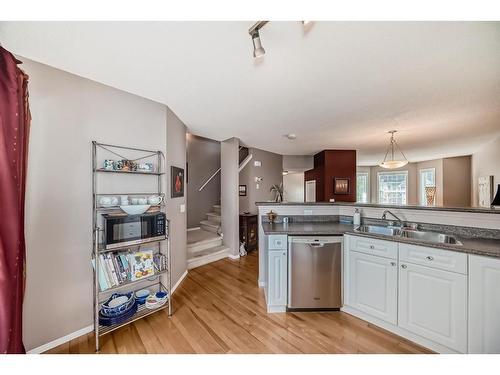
187, 204, 229, 269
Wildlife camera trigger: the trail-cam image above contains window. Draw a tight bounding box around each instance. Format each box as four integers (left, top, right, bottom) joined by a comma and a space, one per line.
356, 172, 369, 203
419, 168, 436, 205
378, 171, 408, 205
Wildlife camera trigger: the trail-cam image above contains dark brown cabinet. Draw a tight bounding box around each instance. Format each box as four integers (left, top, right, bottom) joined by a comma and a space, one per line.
239, 214, 258, 252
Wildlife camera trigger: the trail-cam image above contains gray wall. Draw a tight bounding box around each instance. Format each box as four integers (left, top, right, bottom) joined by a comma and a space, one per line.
221, 138, 240, 257
472, 136, 500, 206
239, 147, 283, 214
165, 108, 188, 285
21, 58, 187, 351
186, 134, 220, 228
443, 155, 471, 207
282, 155, 314, 172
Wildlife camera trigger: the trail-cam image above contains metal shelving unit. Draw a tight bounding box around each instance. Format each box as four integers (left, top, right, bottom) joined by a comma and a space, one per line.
92, 141, 171, 352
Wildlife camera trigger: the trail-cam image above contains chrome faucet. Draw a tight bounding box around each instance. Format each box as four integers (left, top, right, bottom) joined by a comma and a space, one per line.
381, 210, 403, 227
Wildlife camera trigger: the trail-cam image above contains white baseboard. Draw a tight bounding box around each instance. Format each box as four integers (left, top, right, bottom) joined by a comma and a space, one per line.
341, 305, 460, 354
29, 268, 190, 354
267, 305, 286, 313
27, 324, 94, 354
227, 253, 240, 260
171, 269, 188, 294
187, 227, 200, 232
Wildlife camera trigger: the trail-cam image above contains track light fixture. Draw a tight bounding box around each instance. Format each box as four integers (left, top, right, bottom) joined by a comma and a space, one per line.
249, 21, 268, 59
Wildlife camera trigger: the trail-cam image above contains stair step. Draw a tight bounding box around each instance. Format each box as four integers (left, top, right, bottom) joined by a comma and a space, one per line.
206, 212, 221, 223
188, 235, 223, 254
213, 204, 221, 214
200, 220, 220, 233
188, 245, 229, 270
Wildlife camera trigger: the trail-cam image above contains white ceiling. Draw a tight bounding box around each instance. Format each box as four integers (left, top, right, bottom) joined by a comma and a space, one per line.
1, 21, 499, 165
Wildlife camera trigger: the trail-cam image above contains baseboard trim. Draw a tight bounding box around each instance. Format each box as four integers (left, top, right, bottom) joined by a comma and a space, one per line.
227, 253, 240, 260
171, 269, 188, 294
27, 324, 94, 354
29, 269, 190, 354
187, 227, 200, 232
341, 305, 460, 354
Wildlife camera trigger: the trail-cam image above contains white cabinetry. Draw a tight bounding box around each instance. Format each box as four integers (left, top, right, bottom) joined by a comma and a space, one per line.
348, 250, 398, 324
469, 254, 500, 353
398, 261, 467, 353
267, 235, 288, 312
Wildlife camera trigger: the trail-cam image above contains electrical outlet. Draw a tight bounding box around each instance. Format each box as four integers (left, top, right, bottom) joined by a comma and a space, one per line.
254, 161, 261, 167
180, 204, 186, 213
256, 183, 260, 189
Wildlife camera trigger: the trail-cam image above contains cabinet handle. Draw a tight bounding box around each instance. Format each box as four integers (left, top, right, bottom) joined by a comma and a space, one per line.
390, 262, 396, 266
426, 256, 434, 261
401, 264, 407, 269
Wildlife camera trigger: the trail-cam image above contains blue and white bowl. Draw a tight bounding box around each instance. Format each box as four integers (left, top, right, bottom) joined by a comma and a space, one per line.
135, 289, 151, 305
100, 292, 136, 317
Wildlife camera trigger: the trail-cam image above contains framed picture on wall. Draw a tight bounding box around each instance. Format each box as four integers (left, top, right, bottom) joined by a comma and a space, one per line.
334, 178, 350, 195
239, 185, 247, 196
171, 166, 185, 198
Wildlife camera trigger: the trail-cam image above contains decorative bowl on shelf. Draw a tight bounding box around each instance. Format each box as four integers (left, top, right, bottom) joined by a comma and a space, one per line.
145, 291, 168, 310
100, 292, 136, 317
119, 204, 151, 215
135, 289, 151, 305
99, 302, 138, 326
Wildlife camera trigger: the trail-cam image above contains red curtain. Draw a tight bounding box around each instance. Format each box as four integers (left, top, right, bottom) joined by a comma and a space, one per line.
0, 47, 30, 354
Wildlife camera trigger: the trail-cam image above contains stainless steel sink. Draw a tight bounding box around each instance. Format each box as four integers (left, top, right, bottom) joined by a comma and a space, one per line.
354, 225, 462, 245
355, 225, 402, 236
400, 230, 462, 245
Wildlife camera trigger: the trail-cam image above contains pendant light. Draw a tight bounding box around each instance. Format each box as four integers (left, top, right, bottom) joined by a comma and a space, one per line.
379, 130, 409, 169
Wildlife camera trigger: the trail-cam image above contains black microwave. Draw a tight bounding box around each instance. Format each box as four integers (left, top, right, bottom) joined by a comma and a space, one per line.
103, 212, 166, 249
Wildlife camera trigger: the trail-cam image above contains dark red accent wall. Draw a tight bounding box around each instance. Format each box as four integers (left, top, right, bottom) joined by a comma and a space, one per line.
304, 150, 357, 202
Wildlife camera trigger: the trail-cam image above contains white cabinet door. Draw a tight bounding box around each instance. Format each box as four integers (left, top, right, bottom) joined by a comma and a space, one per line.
399, 262, 467, 353
268, 250, 287, 307
348, 251, 398, 324
469, 255, 500, 353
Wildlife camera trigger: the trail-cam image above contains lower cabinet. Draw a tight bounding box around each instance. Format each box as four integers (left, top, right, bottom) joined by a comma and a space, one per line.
468, 254, 500, 353
398, 262, 467, 353
348, 251, 398, 324
267, 249, 287, 307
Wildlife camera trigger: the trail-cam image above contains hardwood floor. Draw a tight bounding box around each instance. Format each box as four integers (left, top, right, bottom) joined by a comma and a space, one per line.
45, 251, 431, 354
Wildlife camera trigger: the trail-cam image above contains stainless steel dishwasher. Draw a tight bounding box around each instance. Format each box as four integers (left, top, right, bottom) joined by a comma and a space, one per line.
287, 236, 342, 310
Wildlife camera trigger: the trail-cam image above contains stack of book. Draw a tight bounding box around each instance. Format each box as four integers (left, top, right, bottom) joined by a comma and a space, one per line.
93, 249, 159, 291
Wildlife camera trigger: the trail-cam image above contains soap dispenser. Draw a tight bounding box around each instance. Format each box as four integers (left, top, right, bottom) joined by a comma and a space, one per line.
353, 208, 361, 226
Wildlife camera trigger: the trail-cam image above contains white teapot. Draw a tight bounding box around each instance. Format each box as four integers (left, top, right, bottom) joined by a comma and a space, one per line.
147, 195, 163, 205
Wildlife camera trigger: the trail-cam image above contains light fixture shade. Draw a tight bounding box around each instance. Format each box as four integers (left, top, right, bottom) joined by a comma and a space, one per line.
491, 184, 500, 207
379, 160, 409, 169
252, 34, 265, 58
379, 130, 408, 169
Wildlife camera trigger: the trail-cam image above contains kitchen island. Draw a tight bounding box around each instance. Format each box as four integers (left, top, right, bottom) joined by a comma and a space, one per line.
256, 202, 500, 354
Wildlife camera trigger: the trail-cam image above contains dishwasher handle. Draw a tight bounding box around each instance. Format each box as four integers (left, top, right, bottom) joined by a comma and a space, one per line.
309, 243, 325, 247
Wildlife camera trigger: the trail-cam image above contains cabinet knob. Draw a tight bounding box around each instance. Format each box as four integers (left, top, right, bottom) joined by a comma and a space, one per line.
401, 264, 407, 269
283, 252, 286, 256
426, 256, 434, 261
390, 262, 396, 266
369, 245, 375, 249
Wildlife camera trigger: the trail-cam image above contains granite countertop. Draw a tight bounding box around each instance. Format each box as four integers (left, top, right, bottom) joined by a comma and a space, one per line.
255, 201, 500, 214
262, 222, 500, 258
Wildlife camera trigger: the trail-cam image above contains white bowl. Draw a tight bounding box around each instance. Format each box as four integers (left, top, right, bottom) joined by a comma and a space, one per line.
120, 204, 151, 215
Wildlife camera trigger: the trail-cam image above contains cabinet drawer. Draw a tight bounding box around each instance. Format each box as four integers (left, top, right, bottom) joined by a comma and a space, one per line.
268, 235, 287, 250
349, 235, 398, 260
399, 243, 467, 275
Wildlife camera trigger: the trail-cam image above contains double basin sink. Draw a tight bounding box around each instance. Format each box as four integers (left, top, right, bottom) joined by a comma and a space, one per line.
355, 225, 462, 245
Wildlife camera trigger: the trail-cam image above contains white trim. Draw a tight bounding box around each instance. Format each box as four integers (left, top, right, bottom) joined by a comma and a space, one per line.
29, 269, 190, 354
258, 281, 266, 288
187, 248, 229, 269
267, 305, 286, 313
187, 226, 200, 232
27, 325, 94, 354
171, 269, 188, 294
377, 170, 409, 205
227, 253, 240, 260
238, 153, 253, 172
341, 305, 460, 354
419, 167, 436, 206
